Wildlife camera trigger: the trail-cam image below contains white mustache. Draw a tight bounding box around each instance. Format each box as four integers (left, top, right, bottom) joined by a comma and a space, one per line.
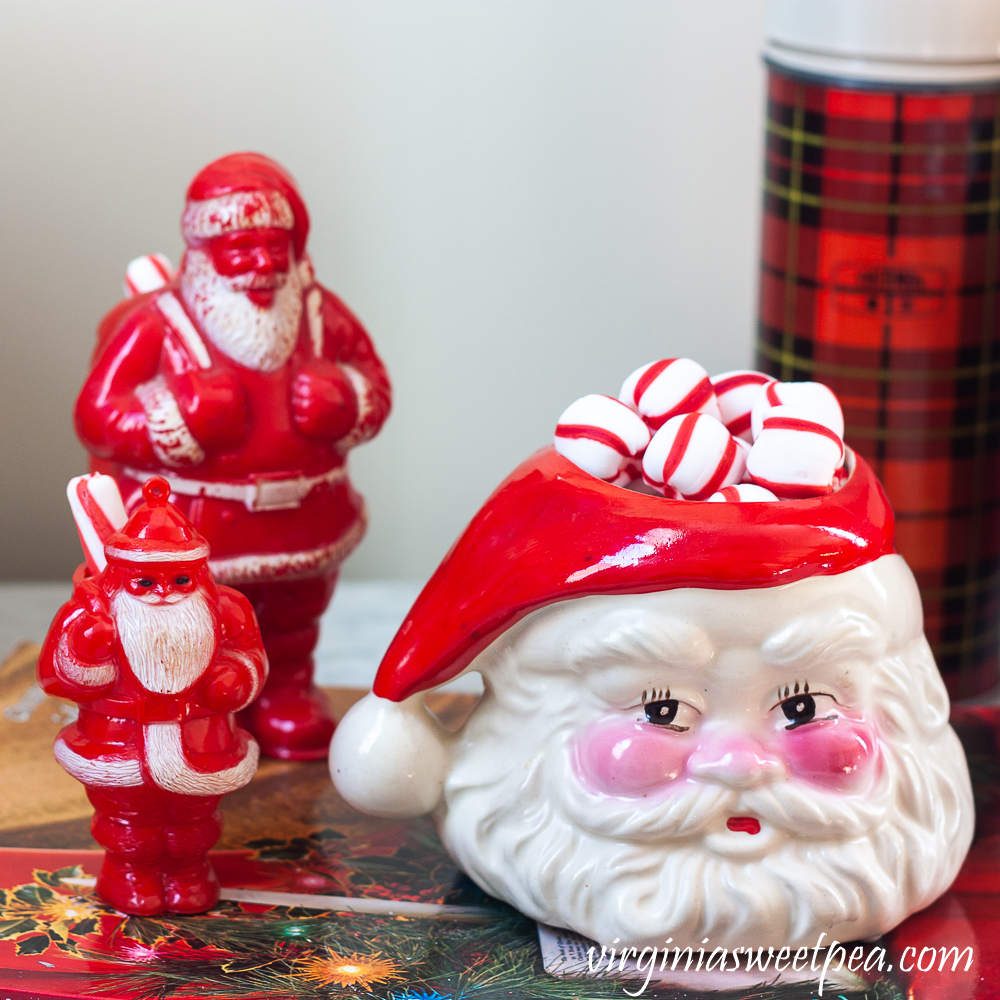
553, 749, 887, 843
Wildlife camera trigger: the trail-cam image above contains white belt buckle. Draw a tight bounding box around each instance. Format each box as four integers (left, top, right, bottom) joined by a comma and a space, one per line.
246, 476, 309, 512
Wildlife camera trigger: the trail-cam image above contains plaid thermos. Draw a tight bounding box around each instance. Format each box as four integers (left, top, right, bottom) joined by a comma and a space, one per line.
756, 2, 1000, 698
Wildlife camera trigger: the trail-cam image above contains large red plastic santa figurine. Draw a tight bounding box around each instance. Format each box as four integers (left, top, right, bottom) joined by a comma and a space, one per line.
39, 476, 267, 915
75, 153, 391, 760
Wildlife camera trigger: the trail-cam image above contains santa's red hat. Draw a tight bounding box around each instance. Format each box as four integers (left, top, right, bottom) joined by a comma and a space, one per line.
182, 152, 310, 259
105, 477, 210, 566
372, 447, 895, 702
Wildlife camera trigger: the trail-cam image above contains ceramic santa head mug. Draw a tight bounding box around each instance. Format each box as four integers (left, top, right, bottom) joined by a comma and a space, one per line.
332, 447, 974, 950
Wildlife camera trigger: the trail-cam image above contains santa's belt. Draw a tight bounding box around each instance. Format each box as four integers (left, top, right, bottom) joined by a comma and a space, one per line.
121, 467, 347, 512
85, 697, 215, 724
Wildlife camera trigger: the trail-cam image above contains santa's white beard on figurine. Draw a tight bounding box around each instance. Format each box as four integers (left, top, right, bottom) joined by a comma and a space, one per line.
113, 588, 217, 694
333, 555, 973, 950
180, 247, 304, 373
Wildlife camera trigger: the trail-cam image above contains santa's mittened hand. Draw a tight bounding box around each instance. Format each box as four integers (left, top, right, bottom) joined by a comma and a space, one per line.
170, 369, 248, 448
67, 611, 116, 663
291, 359, 359, 440
200, 657, 255, 713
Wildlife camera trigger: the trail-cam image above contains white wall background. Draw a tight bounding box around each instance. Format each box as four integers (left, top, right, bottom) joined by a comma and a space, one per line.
0, 0, 768, 581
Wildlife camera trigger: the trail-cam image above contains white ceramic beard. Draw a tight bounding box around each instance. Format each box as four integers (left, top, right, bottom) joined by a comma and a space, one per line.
332, 555, 975, 951
180, 247, 303, 372
113, 589, 217, 694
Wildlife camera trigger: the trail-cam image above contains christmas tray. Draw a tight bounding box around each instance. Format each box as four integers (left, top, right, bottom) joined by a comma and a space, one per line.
1, 641, 998, 1000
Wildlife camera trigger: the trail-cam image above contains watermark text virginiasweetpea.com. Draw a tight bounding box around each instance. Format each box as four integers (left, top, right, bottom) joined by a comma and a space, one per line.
586, 932, 975, 997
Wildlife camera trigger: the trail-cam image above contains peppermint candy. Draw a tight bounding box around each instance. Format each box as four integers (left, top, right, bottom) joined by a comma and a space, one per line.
707, 483, 780, 503
554, 395, 652, 483
750, 380, 844, 442
710, 370, 773, 442
745, 405, 845, 498
642, 412, 745, 500
620, 358, 721, 429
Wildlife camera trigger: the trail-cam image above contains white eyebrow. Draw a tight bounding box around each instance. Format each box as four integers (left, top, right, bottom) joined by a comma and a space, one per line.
565, 615, 714, 674
761, 606, 885, 670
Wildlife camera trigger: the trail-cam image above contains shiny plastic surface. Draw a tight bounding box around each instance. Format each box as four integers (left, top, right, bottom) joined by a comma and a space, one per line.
74, 153, 391, 759
37, 478, 267, 915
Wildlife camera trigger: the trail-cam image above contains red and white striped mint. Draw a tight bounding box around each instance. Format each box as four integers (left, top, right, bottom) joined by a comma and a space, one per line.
66, 473, 128, 575
123, 253, 175, 298
642, 412, 745, 500
710, 370, 773, 441
746, 405, 845, 499
750, 380, 844, 442
707, 483, 779, 503
554, 394, 652, 483
619, 358, 722, 429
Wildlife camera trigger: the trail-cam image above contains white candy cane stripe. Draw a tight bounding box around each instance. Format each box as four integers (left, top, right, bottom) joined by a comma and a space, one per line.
707, 483, 780, 502
710, 370, 773, 441
750, 380, 844, 441
54, 737, 144, 787
181, 190, 294, 242
746, 406, 845, 499
124, 253, 175, 298
155, 292, 212, 369
336, 364, 376, 451
135, 376, 206, 468
641, 412, 744, 501
307, 287, 324, 357
144, 722, 259, 795
67, 473, 127, 574
619, 358, 721, 429
53, 632, 117, 688
554, 395, 652, 482
220, 649, 265, 707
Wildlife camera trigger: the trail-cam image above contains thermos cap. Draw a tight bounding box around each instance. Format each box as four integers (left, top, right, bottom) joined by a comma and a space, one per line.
765, 0, 1000, 85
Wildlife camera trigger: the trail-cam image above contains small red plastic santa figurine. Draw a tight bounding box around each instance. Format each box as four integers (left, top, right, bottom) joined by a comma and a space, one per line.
74, 153, 391, 760
39, 477, 266, 916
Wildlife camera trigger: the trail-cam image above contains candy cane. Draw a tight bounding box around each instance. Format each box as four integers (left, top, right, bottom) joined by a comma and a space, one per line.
123, 254, 175, 298
66, 474, 128, 574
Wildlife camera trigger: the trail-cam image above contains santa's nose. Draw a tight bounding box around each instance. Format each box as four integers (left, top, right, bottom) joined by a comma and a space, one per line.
685, 733, 785, 789
252, 245, 276, 273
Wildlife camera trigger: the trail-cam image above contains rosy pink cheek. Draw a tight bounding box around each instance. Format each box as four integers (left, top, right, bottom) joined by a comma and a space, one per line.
574, 719, 691, 796
782, 718, 876, 791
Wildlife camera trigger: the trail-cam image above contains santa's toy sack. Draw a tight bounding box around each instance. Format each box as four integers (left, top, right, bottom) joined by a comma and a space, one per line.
331, 359, 974, 955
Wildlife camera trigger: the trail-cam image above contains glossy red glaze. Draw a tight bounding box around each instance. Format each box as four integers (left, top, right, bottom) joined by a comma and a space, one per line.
38, 482, 268, 916
373, 446, 895, 701
727, 817, 761, 835
74, 153, 391, 760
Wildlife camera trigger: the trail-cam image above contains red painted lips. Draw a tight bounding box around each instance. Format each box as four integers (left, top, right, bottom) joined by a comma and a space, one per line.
727, 816, 761, 835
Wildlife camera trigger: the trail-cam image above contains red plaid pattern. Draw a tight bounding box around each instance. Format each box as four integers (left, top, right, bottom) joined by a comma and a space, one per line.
756, 67, 1000, 698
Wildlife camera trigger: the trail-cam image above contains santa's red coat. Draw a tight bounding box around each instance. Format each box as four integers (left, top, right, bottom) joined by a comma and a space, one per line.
75, 278, 391, 586
38, 573, 267, 796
